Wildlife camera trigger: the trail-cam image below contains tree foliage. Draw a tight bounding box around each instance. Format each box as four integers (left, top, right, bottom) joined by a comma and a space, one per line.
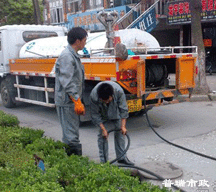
0, 0, 44, 25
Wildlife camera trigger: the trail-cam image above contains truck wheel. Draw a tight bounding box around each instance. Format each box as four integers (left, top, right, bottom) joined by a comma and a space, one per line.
1, 79, 16, 108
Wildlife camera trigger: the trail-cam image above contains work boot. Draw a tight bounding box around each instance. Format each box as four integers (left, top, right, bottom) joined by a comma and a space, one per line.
66, 143, 82, 156
118, 157, 134, 166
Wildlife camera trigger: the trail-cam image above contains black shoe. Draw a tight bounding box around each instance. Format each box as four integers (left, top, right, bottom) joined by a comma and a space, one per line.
118, 157, 134, 166
66, 143, 82, 156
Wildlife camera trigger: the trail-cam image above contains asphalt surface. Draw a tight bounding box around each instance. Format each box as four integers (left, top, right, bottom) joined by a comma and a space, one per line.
131, 73, 216, 192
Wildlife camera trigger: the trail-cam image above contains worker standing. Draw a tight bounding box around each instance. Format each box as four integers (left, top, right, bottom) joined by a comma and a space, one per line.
55, 27, 88, 156
90, 81, 134, 165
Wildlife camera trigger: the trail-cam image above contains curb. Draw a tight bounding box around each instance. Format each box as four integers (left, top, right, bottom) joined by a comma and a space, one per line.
177, 93, 216, 102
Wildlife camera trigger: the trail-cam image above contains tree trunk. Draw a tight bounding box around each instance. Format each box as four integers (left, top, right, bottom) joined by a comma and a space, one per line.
190, 0, 210, 94
32, 0, 42, 25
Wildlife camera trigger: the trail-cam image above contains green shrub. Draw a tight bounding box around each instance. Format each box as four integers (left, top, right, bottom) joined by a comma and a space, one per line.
8, 127, 44, 148
0, 110, 19, 127
0, 113, 171, 192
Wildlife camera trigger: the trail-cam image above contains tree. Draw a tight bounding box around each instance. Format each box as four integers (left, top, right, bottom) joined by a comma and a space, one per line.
190, 0, 210, 94
0, 0, 43, 25
32, 0, 42, 24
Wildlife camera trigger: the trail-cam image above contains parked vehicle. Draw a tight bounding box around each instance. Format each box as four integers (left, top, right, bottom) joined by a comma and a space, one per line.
0, 25, 197, 122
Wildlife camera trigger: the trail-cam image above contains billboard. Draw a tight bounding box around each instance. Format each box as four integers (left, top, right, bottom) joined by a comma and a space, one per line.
64, 5, 131, 31
167, 0, 216, 24
129, 5, 157, 33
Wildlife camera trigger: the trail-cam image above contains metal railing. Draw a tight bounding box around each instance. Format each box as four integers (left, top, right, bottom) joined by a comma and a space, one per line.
114, 2, 143, 29
114, 0, 169, 30
127, 0, 160, 29
89, 46, 198, 57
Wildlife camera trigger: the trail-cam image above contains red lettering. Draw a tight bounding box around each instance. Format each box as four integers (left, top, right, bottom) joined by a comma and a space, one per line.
87, 15, 91, 23
168, 4, 174, 16
92, 14, 97, 24
173, 4, 179, 15
202, 0, 207, 11
184, 2, 190, 14
79, 17, 82, 25
83, 15, 87, 25
74, 17, 78, 27
208, 0, 214, 10
179, 3, 184, 15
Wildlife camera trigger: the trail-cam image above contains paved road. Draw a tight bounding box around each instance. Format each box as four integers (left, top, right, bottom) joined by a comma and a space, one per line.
0, 73, 216, 191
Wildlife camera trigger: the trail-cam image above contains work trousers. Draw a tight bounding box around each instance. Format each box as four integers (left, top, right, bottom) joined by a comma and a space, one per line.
98, 119, 126, 163
56, 106, 80, 145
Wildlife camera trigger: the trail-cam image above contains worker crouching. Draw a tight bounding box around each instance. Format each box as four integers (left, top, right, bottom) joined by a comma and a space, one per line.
90, 81, 134, 165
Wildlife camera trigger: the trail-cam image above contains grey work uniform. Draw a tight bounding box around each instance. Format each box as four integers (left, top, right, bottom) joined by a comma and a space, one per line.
55, 44, 85, 145
90, 81, 129, 163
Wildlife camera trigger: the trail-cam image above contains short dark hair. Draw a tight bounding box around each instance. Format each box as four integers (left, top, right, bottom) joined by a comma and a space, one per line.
97, 83, 114, 100
67, 27, 88, 45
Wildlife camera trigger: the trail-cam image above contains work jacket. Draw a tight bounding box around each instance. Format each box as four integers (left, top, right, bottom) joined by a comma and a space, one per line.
90, 81, 129, 126
55, 44, 85, 106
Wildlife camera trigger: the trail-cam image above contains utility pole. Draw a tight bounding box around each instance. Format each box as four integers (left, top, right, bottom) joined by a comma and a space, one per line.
32, 0, 42, 24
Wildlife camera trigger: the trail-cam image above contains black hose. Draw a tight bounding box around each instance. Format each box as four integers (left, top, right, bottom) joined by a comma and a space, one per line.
103, 129, 130, 164
145, 112, 216, 161
102, 129, 186, 192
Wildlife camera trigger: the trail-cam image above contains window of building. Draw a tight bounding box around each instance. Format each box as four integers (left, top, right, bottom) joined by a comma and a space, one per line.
86, 0, 103, 10
124, 0, 141, 5
50, 7, 64, 23
114, 0, 121, 7
51, 9, 57, 23
49, 0, 64, 24
67, 0, 79, 13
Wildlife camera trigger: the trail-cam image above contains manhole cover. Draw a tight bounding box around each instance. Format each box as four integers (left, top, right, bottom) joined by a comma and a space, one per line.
136, 161, 183, 180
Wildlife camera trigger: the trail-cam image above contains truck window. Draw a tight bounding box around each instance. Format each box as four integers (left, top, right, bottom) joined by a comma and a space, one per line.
23, 31, 58, 42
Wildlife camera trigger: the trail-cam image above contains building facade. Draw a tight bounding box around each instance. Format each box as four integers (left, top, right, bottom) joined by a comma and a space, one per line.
43, 0, 141, 27
42, 0, 216, 70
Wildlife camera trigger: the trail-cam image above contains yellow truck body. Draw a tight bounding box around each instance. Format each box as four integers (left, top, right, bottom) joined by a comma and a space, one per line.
9, 46, 197, 115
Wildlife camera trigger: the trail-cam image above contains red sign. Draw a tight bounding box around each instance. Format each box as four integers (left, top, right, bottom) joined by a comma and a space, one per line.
203, 39, 212, 47
167, 0, 216, 24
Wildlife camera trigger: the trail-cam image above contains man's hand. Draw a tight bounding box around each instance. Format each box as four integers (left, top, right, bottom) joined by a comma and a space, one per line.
102, 128, 108, 139
71, 97, 85, 115
121, 118, 127, 135
100, 123, 108, 139
121, 126, 127, 135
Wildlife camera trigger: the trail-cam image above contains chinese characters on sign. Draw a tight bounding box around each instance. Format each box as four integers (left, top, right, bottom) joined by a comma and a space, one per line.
130, 6, 157, 33
167, 0, 216, 24
162, 179, 211, 190
65, 5, 130, 32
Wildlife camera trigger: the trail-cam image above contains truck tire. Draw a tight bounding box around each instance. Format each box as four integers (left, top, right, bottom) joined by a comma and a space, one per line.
1, 78, 16, 108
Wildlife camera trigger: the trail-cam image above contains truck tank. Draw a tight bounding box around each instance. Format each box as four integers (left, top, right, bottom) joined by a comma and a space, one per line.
19, 28, 160, 58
